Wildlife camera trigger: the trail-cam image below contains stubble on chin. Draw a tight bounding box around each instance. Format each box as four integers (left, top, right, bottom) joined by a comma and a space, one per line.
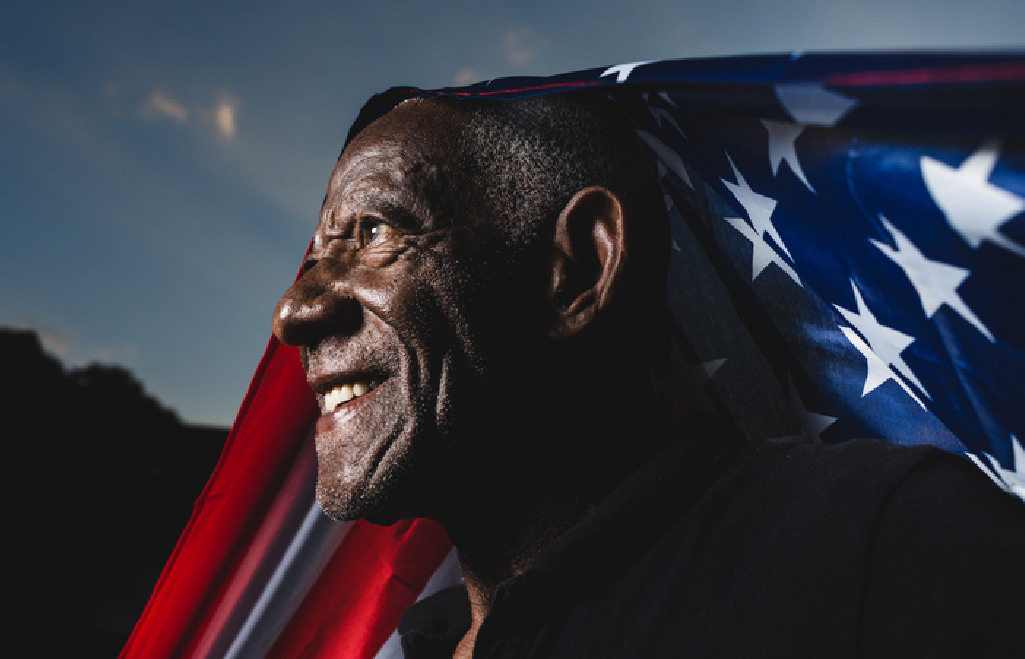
313, 393, 408, 521
313, 391, 451, 524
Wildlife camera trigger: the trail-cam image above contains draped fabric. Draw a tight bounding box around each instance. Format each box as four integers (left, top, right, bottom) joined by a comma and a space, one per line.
122, 52, 1025, 659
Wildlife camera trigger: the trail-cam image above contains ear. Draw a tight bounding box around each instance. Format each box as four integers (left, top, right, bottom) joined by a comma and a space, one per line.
548, 186, 628, 339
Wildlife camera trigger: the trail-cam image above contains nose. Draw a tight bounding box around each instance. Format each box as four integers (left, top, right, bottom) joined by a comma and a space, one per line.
272, 263, 361, 348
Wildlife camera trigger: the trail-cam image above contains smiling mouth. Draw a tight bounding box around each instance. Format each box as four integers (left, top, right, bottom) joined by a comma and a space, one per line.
322, 380, 382, 413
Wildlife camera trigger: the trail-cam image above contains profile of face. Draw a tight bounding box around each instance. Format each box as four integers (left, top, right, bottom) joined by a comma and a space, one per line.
272, 100, 557, 523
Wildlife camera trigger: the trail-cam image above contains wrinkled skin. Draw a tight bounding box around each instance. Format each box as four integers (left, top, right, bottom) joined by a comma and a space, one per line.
274, 98, 669, 659
273, 100, 553, 524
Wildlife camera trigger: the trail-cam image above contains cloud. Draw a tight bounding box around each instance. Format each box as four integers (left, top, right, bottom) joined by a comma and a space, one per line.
0, 320, 72, 360
502, 27, 547, 66
213, 95, 237, 140
35, 325, 72, 360
140, 90, 188, 122
136, 88, 239, 140
452, 68, 482, 86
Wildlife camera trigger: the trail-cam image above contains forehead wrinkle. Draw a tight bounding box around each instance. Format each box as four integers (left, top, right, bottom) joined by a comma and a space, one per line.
325, 136, 440, 231
332, 143, 404, 202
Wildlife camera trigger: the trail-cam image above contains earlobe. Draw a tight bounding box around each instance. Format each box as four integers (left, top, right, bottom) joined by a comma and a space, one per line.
548, 186, 628, 339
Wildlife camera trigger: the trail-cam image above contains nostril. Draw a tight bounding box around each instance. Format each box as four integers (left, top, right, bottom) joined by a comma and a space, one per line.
275, 301, 321, 347
273, 282, 362, 348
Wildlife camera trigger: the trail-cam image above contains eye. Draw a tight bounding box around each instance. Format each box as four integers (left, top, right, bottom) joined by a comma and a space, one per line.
357, 217, 395, 248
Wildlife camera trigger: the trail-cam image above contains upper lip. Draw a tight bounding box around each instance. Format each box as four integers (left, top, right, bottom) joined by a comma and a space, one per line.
307, 370, 388, 396
303, 336, 395, 397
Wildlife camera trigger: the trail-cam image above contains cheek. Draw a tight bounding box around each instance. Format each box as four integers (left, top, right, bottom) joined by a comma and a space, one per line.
396, 258, 497, 423
363, 244, 543, 415
350, 277, 398, 314
351, 256, 479, 398
376, 250, 475, 350
433, 352, 458, 435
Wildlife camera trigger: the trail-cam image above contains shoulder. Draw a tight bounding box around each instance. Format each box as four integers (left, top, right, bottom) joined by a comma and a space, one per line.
695, 439, 949, 527
724, 438, 1025, 529
725, 437, 944, 486
700, 438, 1025, 549
851, 446, 1025, 656
651, 439, 1025, 656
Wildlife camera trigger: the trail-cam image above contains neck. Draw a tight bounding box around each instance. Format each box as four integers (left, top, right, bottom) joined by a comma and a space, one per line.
449, 480, 600, 594
438, 377, 668, 655
443, 469, 602, 659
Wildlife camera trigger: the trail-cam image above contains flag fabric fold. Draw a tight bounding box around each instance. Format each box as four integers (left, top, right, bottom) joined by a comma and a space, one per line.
122, 51, 1025, 659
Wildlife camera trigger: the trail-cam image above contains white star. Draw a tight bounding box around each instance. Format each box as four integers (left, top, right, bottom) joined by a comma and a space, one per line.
967, 435, 1025, 502
761, 119, 814, 193
834, 280, 929, 405
650, 106, 685, 136
839, 326, 926, 410
724, 216, 801, 285
638, 130, 693, 188
721, 155, 793, 261
872, 215, 994, 342
774, 83, 858, 126
921, 141, 1025, 257
647, 91, 684, 135
601, 61, 653, 83
788, 375, 837, 444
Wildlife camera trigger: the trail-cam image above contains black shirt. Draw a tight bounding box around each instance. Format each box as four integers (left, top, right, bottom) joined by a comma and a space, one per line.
399, 438, 1025, 658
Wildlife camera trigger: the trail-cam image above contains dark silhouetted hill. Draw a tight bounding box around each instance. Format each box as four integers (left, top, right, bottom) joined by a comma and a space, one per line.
2, 327, 228, 657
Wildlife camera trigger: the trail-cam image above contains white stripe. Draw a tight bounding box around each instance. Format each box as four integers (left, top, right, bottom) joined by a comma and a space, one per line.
193, 430, 352, 659
224, 500, 351, 659
373, 548, 464, 659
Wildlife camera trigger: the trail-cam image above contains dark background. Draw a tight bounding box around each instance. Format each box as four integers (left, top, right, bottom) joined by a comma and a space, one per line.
4, 327, 228, 657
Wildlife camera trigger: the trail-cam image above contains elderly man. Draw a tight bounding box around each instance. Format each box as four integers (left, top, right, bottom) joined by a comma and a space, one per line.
273, 94, 1025, 658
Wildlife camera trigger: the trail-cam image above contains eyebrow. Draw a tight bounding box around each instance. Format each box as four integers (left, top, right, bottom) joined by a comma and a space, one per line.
324, 185, 435, 235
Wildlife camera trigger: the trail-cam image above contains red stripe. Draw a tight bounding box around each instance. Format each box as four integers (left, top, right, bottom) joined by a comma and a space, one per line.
190, 433, 323, 658
266, 518, 453, 659
121, 338, 320, 659
825, 61, 1025, 86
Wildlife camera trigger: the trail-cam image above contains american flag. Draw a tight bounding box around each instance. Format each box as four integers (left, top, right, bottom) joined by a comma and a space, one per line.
122, 52, 1025, 659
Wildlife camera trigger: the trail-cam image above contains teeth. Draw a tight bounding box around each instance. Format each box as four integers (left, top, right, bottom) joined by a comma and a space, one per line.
324, 382, 373, 413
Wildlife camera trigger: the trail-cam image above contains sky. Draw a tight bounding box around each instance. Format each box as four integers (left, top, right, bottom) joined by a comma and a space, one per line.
2, 0, 1023, 426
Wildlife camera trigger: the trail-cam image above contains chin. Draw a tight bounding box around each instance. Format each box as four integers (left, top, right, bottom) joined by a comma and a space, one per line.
315, 471, 390, 522
315, 491, 427, 527
314, 453, 440, 524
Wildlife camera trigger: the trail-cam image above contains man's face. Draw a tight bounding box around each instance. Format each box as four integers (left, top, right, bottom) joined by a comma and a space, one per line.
273, 100, 549, 523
